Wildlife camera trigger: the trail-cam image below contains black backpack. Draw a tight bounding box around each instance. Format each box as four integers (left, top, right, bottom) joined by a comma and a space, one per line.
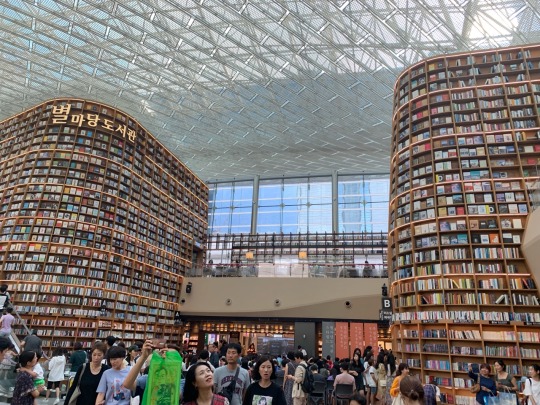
298, 363, 315, 394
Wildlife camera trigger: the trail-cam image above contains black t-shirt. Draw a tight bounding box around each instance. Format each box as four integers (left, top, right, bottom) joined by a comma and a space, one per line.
243, 382, 286, 405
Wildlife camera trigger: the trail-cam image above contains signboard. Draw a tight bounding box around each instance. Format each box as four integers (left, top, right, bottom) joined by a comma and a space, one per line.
379, 309, 392, 321
174, 311, 182, 326
335, 322, 349, 359
350, 323, 364, 355
382, 297, 392, 311
322, 321, 335, 359
364, 323, 379, 356
380, 297, 392, 322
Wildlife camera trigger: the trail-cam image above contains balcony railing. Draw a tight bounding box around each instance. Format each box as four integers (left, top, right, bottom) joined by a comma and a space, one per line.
186, 263, 388, 278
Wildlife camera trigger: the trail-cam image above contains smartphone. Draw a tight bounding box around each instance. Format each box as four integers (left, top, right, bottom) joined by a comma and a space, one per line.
151, 338, 166, 349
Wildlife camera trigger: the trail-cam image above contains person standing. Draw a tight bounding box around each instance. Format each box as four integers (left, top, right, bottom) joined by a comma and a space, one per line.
69, 342, 88, 379
0, 337, 11, 361
283, 352, 297, 405
20, 331, 42, 357
365, 358, 377, 405
11, 351, 45, 405
494, 359, 518, 393
214, 343, 251, 405
209, 342, 220, 368
523, 364, 540, 405
291, 351, 308, 405
350, 353, 365, 395
389, 363, 410, 399
183, 362, 228, 405
468, 363, 497, 405
0, 308, 15, 337
95, 346, 131, 405
64, 342, 110, 405
243, 356, 286, 405
45, 348, 66, 404
375, 354, 388, 401
399, 376, 424, 405
0, 284, 11, 310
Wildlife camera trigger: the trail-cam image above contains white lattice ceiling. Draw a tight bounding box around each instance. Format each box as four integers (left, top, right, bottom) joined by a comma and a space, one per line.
1, 0, 540, 181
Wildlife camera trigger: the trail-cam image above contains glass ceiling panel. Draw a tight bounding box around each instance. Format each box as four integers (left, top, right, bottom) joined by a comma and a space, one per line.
1, 0, 540, 180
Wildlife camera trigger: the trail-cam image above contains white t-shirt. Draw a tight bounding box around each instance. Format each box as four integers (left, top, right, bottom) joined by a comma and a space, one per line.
47, 355, 66, 382
366, 366, 376, 387
523, 378, 540, 405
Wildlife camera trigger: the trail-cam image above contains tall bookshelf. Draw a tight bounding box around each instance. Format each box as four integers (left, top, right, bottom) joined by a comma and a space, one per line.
0, 98, 208, 352
389, 44, 540, 404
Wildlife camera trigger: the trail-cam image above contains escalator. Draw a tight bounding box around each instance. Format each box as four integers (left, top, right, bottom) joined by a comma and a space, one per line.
0, 307, 40, 402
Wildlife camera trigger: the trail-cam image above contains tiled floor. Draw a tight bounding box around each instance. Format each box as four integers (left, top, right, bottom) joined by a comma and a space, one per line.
0, 395, 66, 404
37, 397, 64, 404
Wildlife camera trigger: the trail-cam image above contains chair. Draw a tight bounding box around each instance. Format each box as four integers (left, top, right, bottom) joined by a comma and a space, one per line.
325, 379, 334, 405
334, 383, 354, 405
308, 381, 327, 405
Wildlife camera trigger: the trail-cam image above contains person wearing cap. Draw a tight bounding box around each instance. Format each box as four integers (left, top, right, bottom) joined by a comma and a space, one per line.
127, 345, 141, 367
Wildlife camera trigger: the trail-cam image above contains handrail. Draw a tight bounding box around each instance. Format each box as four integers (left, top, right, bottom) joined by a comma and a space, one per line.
187, 262, 389, 278
10, 306, 49, 359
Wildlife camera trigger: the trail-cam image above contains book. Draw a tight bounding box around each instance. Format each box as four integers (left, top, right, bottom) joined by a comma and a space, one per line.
489, 233, 500, 243
440, 221, 451, 231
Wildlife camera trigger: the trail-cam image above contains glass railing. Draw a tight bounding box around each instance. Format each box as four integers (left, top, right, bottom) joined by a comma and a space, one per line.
186, 263, 388, 278
528, 180, 540, 211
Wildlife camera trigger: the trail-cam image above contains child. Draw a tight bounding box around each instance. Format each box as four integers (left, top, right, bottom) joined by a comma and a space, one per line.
24, 354, 45, 405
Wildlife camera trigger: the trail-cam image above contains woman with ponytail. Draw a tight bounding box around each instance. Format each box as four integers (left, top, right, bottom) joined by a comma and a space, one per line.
398, 376, 424, 405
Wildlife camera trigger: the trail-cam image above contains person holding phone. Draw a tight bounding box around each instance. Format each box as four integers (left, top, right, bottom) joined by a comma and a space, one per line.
468, 363, 497, 405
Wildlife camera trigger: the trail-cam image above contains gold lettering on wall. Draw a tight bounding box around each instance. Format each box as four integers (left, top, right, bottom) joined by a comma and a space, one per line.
51, 104, 137, 142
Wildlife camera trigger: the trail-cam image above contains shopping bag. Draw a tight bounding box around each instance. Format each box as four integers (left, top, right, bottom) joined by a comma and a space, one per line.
485, 395, 500, 405
499, 391, 517, 405
141, 350, 183, 405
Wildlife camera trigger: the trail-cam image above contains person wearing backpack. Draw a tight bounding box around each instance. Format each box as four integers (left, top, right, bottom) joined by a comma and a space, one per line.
291, 351, 308, 405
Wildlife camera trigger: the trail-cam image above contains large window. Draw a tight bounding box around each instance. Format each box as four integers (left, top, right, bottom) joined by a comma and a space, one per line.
338, 174, 389, 233
208, 181, 253, 234
207, 174, 389, 235
257, 177, 332, 233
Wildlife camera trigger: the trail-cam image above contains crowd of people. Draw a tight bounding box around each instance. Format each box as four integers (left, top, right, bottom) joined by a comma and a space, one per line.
1, 336, 539, 405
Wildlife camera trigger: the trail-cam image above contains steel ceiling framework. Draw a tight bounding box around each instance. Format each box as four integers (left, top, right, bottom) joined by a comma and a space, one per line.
1, 0, 539, 181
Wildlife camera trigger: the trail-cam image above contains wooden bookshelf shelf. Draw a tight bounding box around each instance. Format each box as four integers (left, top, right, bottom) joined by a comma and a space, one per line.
0, 98, 209, 352
390, 44, 540, 404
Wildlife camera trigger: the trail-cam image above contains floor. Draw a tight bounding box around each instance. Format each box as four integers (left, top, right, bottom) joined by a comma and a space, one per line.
0, 393, 66, 404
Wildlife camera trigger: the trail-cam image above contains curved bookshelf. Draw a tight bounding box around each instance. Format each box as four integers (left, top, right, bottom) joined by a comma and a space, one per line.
0, 98, 208, 351
390, 44, 540, 404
